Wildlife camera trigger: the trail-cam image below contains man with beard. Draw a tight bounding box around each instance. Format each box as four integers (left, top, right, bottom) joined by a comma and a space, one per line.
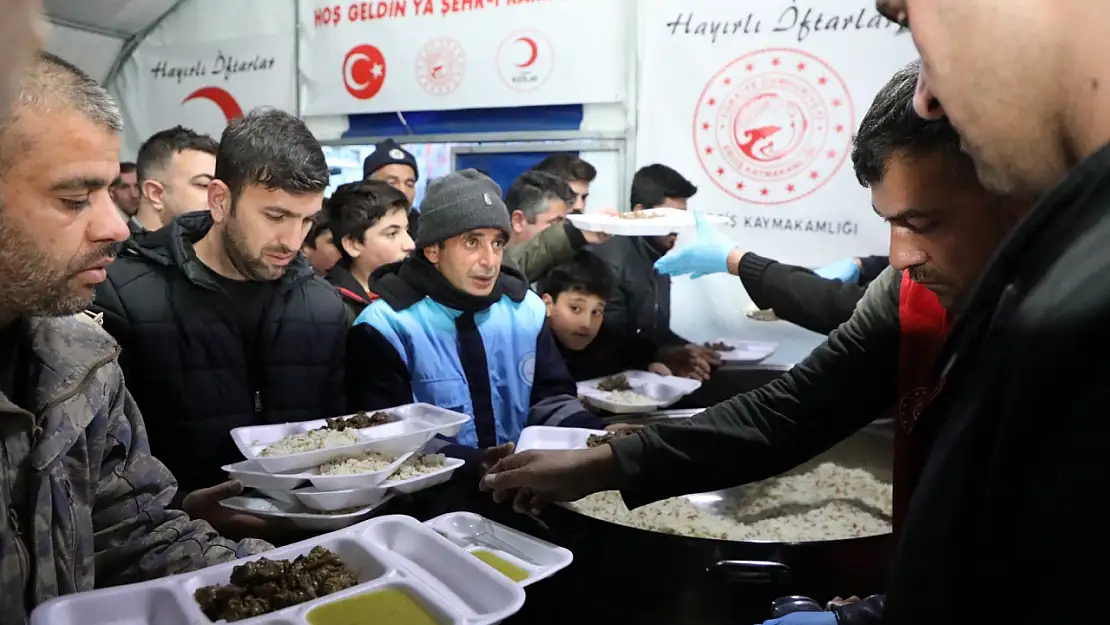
0, 51, 268, 622
131, 125, 218, 233
347, 169, 604, 463
845, 1, 1109, 623
480, 60, 1030, 624
91, 108, 347, 539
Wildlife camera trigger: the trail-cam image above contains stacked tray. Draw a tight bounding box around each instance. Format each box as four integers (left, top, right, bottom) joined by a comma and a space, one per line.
30, 513, 574, 625
221, 404, 470, 529
577, 370, 702, 414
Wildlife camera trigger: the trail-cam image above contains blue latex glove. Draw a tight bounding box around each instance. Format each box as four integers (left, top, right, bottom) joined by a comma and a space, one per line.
653, 211, 735, 278
759, 611, 837, 625
814, 258, 860, 282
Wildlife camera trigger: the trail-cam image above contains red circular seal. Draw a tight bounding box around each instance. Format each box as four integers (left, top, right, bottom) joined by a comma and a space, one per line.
343, 44, 386, 100
693, 48, 855, 206
415, 37, 466, 95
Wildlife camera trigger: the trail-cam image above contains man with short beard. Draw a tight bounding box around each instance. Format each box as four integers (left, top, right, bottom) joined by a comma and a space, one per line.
0, 52, 269, 623
91, 108, 348, 539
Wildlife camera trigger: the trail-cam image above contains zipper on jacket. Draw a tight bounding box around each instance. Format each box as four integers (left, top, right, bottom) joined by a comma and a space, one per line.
254, 391, 262, 413
32, 347, 120, 443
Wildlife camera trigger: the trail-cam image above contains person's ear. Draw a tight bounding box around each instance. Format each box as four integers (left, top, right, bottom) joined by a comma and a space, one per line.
541, 293, 554, 316
510, 210, 527, 233
207, 180, 232, 223
142, 179, 166, 210
341, 234, 362, 259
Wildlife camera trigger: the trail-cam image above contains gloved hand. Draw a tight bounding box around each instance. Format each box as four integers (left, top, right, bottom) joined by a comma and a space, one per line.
759, 611, 836, 625
653, 211, 736, 278
814, 258, 861, 282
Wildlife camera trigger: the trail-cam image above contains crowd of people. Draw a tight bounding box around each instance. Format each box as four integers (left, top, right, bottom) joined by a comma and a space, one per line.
1, 0, 1108, 623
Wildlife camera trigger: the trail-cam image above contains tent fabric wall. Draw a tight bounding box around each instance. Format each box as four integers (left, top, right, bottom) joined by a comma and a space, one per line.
41, 0, 184, 82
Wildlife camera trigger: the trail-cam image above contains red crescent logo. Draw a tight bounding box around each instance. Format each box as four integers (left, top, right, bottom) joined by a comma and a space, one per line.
516, 37, 538, 68
182, 87, 243, 121
344, 44, 387, 100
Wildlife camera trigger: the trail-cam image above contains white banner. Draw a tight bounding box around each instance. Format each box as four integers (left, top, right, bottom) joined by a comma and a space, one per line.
635, 0, 919, 341
298, 0, 626, 116
119, 34, 296, 146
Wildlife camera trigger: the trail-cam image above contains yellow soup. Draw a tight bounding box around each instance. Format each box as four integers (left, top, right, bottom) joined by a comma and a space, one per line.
306, 587, 440, 625
472, 549, 530, 582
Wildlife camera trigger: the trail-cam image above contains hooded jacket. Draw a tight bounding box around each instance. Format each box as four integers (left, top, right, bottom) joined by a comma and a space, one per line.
346, 255, 602, 460
89, 212, 348, 493
325, 264, 378, 326
0, 315, 268, 623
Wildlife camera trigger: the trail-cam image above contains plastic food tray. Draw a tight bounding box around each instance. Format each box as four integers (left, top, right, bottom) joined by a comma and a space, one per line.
383, 457, 466, 494
705, 338, 778, 362
219, 494, 396, 532
229, 404, 470, 473
577, 370, 701, 414
30, 515, 527, 625
566, 208, 727, 237
424, 512, 573, 588
514, 426, 609, 453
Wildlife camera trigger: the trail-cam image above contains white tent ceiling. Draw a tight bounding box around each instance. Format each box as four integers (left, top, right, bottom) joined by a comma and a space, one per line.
42, 0, 185, 82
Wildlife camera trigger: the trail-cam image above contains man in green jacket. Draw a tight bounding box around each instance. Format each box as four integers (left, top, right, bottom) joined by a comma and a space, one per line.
0, 52, 269, 622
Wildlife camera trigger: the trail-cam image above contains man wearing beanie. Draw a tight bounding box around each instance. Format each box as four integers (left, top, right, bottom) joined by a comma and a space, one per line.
346, 169, 606, 463
363, 139, 421, 237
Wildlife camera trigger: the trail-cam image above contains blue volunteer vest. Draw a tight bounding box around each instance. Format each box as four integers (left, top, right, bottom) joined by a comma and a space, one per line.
353, 291, 547, 448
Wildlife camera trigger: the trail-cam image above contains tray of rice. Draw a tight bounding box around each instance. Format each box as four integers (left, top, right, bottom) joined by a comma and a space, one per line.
577, 370, 701, 414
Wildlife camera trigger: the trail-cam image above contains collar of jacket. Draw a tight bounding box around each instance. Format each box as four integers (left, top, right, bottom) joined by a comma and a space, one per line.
0, 316, 121, 470
119, 210, 315, 292
326, 264, 374, 304
369, 253, 528, 313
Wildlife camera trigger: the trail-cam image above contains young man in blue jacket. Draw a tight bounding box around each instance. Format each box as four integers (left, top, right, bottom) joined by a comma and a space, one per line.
346, 169, 604, 461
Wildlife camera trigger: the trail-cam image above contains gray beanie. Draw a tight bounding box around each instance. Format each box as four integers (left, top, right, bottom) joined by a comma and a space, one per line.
415, 169, 511, 248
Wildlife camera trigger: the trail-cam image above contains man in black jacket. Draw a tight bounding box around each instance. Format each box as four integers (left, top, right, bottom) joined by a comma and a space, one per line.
91, 109, 347, 538
480, 58, 1037, 625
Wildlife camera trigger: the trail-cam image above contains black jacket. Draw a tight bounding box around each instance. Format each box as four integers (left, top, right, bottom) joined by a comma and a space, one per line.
871, 145, 1110, 624
591, 236, 687, 349
91, 212, 348, 492
325, 264, 375, 326
737, 252, 877, 335
557, 324, 659, 381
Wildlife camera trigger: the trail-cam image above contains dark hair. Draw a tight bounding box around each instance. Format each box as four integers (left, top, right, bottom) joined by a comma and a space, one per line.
532, 154, 597, 183
112, 162, 136, 188
629, 164, 697, 209
504, 171, 575, 223
851, 60, 968, 186
136, 125, 218, 185
326, 179, 410, 262
215, 107, 329, 202
303, 207, 330, 250
538, 251, 615, 301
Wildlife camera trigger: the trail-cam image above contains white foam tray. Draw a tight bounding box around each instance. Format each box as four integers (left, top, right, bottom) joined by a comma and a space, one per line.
30, 515, 526, 625
219, 494, 396, 532
566, 207, 727, 237
705, 338, 778, 363
425, 512, 573, 588
515, 426, 610, 453
290, 457, 466, 511
577, 370, 701, 414
230, 404, 470, 473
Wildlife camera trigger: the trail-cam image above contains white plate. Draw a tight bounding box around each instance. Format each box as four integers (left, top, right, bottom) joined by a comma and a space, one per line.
514, 426, 609, 453
577, 370, 702, 414
425, 512, 574, 588
229, 404, 470, 473
219, 493, 396, 532
291, 484, 391, 512
383, 457, 466, 494
704, 338, 778, 362
222, 459, 308, 491
284, 451, 415, 492
30, 515, 526, 625
567, 207, 726, 237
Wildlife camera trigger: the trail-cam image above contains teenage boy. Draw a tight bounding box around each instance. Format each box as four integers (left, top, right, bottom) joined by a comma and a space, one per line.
325, 180, 415, 324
